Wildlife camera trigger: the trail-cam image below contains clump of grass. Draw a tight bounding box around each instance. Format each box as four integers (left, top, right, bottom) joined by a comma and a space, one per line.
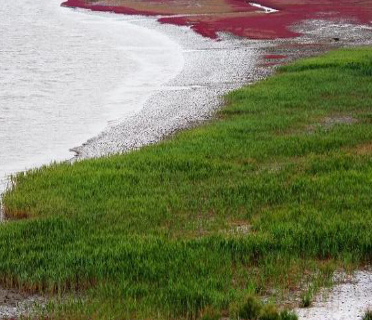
199, 306, 221, 320
363, 310, 372, 320
238, 296, 297, 320
1, 48, 372, 319
279, 310, 298, 320
239, 296, 262, 320
259, 304, 280, 320
300, 292, 313, 308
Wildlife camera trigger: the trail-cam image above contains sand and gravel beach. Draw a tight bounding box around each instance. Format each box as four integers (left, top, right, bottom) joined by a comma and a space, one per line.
70, 18, 268, 158
296, 271, 372, 320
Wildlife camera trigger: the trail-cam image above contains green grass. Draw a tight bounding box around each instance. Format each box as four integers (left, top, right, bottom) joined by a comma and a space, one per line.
363, 310, 372, 320
2, 47, 372, 319
237, 295, 298, 320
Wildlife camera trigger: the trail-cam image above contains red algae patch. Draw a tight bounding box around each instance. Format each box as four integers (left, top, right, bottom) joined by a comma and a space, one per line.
264, 54, 287, 59
62, 0, 372, 40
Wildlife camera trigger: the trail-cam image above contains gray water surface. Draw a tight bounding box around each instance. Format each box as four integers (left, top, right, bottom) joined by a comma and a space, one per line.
0, 0, 183, 194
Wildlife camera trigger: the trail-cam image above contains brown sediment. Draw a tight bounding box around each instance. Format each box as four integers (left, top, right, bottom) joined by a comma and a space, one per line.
0, 286, 43, 319
62, 0, 372, 40
353, 142, 372, 155
259, 61, 281, 67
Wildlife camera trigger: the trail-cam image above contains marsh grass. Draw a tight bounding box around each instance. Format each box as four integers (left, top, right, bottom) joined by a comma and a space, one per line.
363, 310, 372, 320
237, 295, 297, 320
2, 48, 372, 319
300, 292, 312, 308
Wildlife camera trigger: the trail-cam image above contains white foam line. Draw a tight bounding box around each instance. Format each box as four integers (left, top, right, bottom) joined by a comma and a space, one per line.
249, 2, 279, 14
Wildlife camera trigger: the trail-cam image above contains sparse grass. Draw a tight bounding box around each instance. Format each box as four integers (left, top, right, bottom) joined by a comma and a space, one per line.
199, 306, 221, 320
237, 295, 297, 320
363, 310, 372, 320
300, 292, 312, 308
239, 295, 262, 319
279, 310, 298, 320
2, 47, 372, 319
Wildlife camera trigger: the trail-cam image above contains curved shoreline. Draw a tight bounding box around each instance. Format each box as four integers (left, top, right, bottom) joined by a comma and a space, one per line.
0, 0, 184, 197
69, 13, 268, 159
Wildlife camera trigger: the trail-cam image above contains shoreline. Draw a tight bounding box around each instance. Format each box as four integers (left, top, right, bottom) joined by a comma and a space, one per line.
0, 1, 184, 199
69, 11, 372, 161
69, 13, 269, 159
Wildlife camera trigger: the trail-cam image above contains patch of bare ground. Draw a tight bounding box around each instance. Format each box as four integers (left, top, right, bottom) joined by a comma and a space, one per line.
0, 286, 43, 320
353, 142, 372, 155
296, 270, 372, 320
227, 221, 252, 235
277, 114, 358, 137
307, 115, 358, 133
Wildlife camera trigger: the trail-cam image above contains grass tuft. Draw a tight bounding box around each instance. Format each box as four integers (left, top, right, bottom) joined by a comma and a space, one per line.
279, 310, 298, 320
300, 292, 312, 308
239, 296, 262, 320
259, 304, 280, 320
363, 310, 372, 320
199, 306, 221, 320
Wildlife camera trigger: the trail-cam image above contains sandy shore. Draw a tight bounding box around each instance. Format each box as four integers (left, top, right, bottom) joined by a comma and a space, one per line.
70, 17, 269, 158
296, 271, 372, 320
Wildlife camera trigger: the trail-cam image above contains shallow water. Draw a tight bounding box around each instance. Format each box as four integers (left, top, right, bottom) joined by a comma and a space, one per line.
0, 0, 183, 194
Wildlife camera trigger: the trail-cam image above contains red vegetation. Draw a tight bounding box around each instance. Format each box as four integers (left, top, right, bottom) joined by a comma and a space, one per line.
62, 0, 372, 40
264, 54, 287, 59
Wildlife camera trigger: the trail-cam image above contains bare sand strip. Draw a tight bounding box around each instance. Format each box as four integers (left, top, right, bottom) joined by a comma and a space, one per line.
0, 287, 44, 320
296, 271, 372, 320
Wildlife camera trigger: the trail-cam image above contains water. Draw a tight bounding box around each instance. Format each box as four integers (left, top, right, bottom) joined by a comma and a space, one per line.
0, 0, 183, 195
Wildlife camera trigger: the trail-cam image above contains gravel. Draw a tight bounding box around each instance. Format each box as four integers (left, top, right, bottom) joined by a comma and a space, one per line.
296, 271, 372, 320
71, 16, 271, 158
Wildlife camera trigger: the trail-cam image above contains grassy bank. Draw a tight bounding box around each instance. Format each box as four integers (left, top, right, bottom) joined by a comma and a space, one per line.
2, 47, 372, 319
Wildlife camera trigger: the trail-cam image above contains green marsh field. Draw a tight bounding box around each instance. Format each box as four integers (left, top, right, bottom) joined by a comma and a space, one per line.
2, 47, 372, 319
